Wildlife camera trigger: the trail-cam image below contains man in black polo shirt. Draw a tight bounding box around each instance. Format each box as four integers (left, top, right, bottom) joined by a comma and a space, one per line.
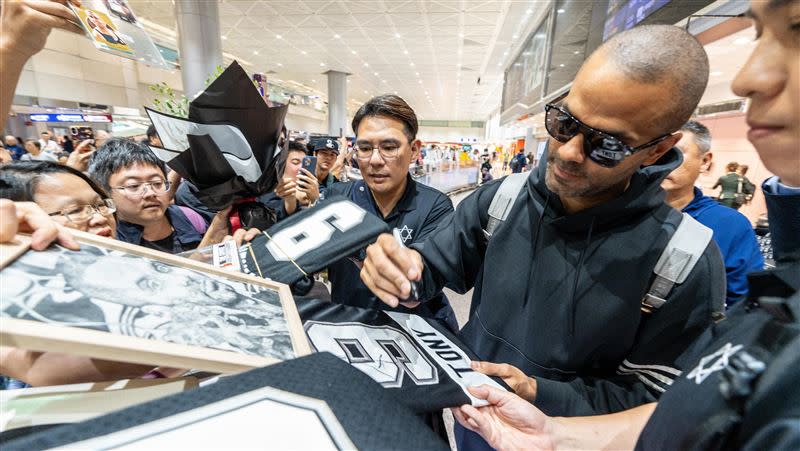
319, 95, 457, 331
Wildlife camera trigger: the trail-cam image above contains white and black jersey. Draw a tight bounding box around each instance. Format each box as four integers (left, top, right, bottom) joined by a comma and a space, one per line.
3, 353, 449, 451
298, 299, 508, 413
239, 196, 390, 284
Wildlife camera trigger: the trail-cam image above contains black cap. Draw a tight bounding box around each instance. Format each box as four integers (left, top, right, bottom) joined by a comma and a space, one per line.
310, 137, 339, 155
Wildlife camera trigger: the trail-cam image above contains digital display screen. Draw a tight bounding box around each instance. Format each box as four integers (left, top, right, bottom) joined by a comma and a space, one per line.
603, 0, 671, 40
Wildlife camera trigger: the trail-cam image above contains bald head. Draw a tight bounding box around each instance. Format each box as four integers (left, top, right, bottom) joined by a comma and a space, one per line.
586, 25, 709, 133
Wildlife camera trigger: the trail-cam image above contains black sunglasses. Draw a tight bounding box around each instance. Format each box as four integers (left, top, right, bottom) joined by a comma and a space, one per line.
544, 103, 672, 168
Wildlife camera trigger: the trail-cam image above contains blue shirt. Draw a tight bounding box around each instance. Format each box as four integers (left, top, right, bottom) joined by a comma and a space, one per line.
116, 205, 206, 254
323, 176, 458, 331
683, 187, 764, 307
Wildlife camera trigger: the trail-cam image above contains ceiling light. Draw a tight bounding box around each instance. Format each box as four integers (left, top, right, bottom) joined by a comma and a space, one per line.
334, 34, 341, 39
404, 50, 409, 55
301, 50, 307, 55
512, 34, 519, 39
557, 8, 565, 13
410, 62, 415, 67
526, 8, 533, 14
320, 62, 326, 66
559, 64, 565, 67
574, 50, 580, 54
418, 80, 423, 84
277, 62, 283, 66
459, 33, 464, 38
415, 72, 419, 76
374, 72, 378, 76
253, 50, 259, 55
311, 79, 316, 82
364, 62, 369, 67
363, 90, 368, 94
221, 35, 228, 40
394, 91, 398, 94
395, 33, 401, 38
351, 50, 357, 54
275, 34, 282, 39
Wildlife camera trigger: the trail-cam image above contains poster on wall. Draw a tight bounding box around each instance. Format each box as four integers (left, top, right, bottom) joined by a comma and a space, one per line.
70, 0, 169, 68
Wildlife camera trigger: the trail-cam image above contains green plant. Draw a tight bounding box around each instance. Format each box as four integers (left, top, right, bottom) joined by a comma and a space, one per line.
148, 82, 189, 117
148, 65, 226, 118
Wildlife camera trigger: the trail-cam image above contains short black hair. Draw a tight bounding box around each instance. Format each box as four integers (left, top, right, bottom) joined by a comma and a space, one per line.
88, 138, 167, 191
0, 160, 109, 202
25, 139, 41, 150
288, 140, 308, 155
146, 124, 158, 140
351, 94, 418, 142
599, 25, 709, 133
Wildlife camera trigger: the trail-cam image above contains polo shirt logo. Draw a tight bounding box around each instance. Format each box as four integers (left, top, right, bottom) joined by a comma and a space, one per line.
398, 225, 414, 243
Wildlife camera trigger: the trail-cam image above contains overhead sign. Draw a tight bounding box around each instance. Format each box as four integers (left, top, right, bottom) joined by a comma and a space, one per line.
29, 114, 113, 123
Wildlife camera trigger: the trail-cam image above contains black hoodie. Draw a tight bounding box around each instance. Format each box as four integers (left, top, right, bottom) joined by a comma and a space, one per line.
411, 148, 726, 417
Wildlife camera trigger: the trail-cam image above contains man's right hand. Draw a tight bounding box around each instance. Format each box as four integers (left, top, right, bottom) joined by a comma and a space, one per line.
360, 233, 424, 307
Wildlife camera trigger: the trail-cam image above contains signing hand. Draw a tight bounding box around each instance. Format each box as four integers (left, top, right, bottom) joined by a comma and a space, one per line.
471, 361, 537, 402
360, 233, 424, 307
453, 385, 554, 451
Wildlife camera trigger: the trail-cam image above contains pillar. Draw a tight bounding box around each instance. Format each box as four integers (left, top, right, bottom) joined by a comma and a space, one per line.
523, 127, 534, 155
175, 0, 224, 99
325, 70, 349, 137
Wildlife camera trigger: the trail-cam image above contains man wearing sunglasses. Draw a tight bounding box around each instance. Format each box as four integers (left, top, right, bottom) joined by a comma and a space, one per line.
361, 24, 726, 449
316, 95, 457, 331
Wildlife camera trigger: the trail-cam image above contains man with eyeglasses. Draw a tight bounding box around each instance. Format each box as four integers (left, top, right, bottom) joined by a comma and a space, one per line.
313, 95, 457, 331
361, 25, 726, 450
88, 138, 209, 254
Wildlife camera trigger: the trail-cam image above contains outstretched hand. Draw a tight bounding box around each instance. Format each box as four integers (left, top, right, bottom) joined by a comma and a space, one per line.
471, 361, 537, 402
0, 200, 79, 250
452, 385, 555, 451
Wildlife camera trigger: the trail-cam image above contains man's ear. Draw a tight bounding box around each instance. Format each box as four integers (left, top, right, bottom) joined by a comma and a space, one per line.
642, 132, 682, 166
701, 151, 713, 173
410, 139, 421, 160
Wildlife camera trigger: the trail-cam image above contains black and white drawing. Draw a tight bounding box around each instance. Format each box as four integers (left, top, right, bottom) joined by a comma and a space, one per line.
0, 242, 295, 361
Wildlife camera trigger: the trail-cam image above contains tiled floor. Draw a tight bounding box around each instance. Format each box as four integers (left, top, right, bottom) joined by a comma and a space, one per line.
415, 166, 479, 193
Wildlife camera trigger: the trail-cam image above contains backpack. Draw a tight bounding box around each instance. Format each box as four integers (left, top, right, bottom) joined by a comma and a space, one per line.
482, 172, 714, 313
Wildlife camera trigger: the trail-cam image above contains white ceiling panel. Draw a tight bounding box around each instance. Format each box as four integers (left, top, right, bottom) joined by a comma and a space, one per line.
131, 0, 549, 120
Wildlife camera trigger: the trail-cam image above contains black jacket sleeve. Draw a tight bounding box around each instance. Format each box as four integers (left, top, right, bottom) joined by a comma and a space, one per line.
534, 240, 727, 416
410, 180, 502, 300
763, 183, 800, 262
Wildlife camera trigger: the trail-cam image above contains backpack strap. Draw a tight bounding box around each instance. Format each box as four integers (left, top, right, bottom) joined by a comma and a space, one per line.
483, 172, 528, 238
641, 213, 713, 312
178, 206, 209, 234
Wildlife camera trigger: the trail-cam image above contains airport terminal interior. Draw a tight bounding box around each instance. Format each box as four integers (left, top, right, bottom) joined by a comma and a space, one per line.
1, 0, 798, 449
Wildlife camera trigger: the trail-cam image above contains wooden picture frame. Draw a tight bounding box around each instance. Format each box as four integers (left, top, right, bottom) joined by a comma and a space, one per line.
0, 230, 311, 374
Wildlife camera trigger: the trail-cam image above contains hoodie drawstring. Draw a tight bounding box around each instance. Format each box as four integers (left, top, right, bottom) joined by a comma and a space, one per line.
522, 190, 550, 308
569, 216, 595, 337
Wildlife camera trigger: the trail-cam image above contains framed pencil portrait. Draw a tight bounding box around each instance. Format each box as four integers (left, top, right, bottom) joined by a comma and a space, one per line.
0, 230, 311, 374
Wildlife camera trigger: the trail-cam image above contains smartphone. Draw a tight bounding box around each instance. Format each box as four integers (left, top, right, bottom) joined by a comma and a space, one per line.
302, 155, 317, 175
70, 126, 94, 141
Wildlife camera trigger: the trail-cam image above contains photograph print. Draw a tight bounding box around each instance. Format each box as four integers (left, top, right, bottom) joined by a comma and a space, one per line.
0, 240, 299, 363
